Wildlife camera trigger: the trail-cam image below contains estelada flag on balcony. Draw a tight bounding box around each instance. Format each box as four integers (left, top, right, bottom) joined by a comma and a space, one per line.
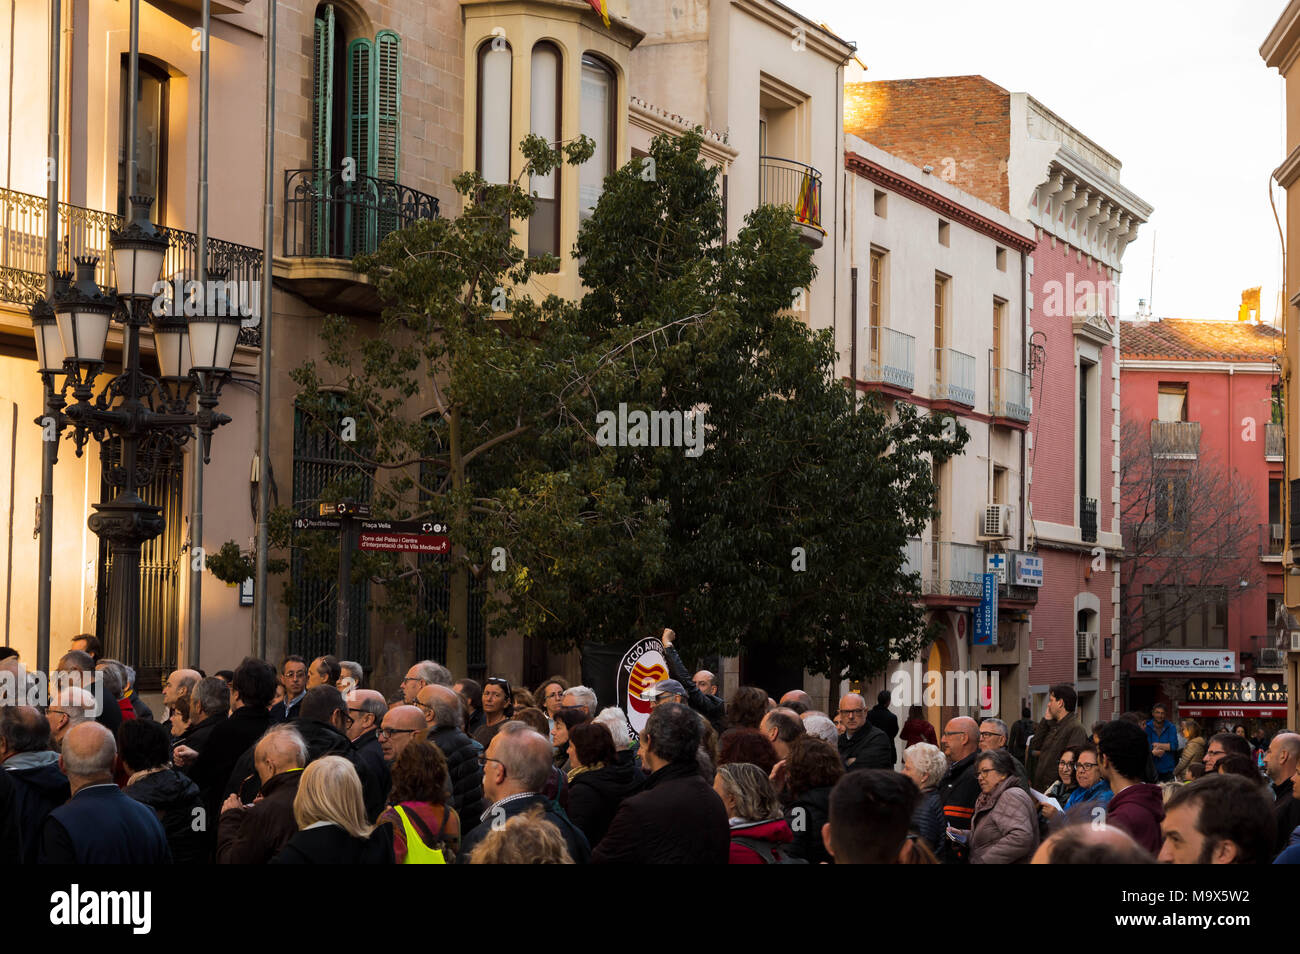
586, 0, 611, 27
795, 171, 819, 225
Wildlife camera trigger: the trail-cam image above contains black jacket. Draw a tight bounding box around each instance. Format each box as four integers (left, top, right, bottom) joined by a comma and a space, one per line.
663, 645, 726, 732
786, 785, 832, 865
5, 753, 70, 864
351, 729, 391, 818
911, 788, 946, 854
566, 758, 645, 850
937, 750, 980, 863
189, 705, 271, 815
867, 703, 900, 741
271, 823, 395, 864
838, 723, 894, 771
592, 761, 729, 864
95, 693, 123, 736
174, 714, 225, 754
430, 725, 487, 828
125, 767, 207, 865
458, 793, 591, 863
0, 769, 20, 865
38, 783, 171, 864
1274, 777, 1300, 858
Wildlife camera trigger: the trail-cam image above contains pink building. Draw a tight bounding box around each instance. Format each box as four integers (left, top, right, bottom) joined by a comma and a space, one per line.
847, 77, 1152, 725
1119, 319, 1287, 734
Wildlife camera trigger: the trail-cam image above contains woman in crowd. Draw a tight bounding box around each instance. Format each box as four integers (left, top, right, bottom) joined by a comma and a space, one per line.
969, 748, 1039, 864
271, 756, 394, 864
534, 676, 569, 731
714, 762, 797, 864
726, 686, 769, 730
551, 708, 589, 771
513, 687, 537, 711
120, 719, 205, 865
1174, 720, 1206, 781
901, 741, 947, 854
1063, 743, 1112, 812
472, 676, 514, 747
376, 741, 460, 863
1042, 745, 1078, 809
717, 727, 778, 776
470, 808, 574, 864
782, 734, 843, 864
564, 722, 642, 850
456, 678, 485, 735
899, 705, 937, 749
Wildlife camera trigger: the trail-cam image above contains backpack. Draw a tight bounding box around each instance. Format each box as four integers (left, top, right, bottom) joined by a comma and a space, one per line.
394, 804, 453, 865
731, 836, 808, 865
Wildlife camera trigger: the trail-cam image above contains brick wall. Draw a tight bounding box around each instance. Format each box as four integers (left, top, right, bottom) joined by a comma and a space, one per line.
845, 76, 1011, 211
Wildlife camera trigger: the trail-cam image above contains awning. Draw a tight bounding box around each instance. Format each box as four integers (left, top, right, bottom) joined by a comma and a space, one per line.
1177, 703, 1287, 719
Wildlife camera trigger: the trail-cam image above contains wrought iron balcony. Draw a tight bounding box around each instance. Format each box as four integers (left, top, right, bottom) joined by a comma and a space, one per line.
931, 348, 976, 406
1080, 497, 1098, 542
926, 540, 985, 598
1151, 420, 1200, 459
991, 366, 1031, 422
864, 326, 915, 391
1266, 422, 1284, 461
283, 168, 439, 260
758, 156, 824, 248
1260, 522, 1285, 558
0, 186, 262, 347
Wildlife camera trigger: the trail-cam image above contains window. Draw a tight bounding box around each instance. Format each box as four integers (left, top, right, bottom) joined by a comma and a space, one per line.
938, 219, 950, 246
528, 42, 561, 259
934, 274, 948, 379
1155, 475, 1190, 545
1157, 383, 1188, 422
992, 298, 1005, 408
993, 465, 1008, 505
869, 248, 884, 357
1270, 478, 1283, 526
931, 459, 944, 537
995, 247, 1007, 271
477, 39, 513, 184
874, 190, 887, 217
118, 58, 169, 220
1143, 586, 1228, 649
579, 54, 615, 225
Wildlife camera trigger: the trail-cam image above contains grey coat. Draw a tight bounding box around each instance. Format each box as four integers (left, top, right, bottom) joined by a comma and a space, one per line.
969, 776, 1039, 864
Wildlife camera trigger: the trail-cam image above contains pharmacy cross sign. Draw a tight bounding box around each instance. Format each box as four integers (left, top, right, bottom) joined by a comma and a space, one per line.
986, 552, 1007, 584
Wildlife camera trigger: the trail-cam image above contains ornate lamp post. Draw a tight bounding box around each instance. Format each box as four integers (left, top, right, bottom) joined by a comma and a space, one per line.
36, 194, 236, 666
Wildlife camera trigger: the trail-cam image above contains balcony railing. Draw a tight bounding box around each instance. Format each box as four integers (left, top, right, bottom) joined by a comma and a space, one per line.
931, 348, 976, 406
1080, 497, 1098, 543
1266, 422, 1284, 461
283, 168, 439, 260
758, 156, 823, 244
926, 540, 985, 598
1151, 420, 1201, 459
991, 366, 1031, 422
1261, 522, 1285, 558
864, 326, 915, 391
0, 186, 262, 347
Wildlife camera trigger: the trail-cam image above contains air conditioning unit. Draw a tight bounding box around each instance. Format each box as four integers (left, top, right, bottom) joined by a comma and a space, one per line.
1076, 632, 1098, 660
1260, 648, 1285, 669
979, 504, 1014, 540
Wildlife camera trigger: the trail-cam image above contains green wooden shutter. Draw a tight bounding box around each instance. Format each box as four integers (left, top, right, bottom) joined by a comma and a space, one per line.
345, 37, 375, 255
311, 5, 335, 254
375, 31, 400, 183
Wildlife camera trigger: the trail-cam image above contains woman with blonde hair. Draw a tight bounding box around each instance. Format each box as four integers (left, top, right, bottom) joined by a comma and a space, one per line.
271, 756, 394, 864
714, 762, 797, 864
469, 807, 575, 864
1174, 720, 1206, 781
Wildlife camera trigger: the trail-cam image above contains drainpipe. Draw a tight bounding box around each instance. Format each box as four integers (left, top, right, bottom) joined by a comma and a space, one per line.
254, 0, 276, 659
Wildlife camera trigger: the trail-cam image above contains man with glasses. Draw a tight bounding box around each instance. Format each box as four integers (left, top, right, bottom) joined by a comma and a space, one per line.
1029, 685, 1090, 793
836, 693, 893, 771
937, 716, 980, 863
641, 679, 687, 709
1203, 731, 1252, 772
0, 706, 70, 863
659, 628, 726, 732
1062, 743, 1113, 813
560, 685, 597, 718
46, 687, 94, 749
269, 656, 308, 724
401, 660, 453, 705
347, 689, 391, 811
379, 705, 427, 764
978, 718, 1030, 791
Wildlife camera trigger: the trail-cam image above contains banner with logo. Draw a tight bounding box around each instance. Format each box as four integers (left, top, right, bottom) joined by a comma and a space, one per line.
580, 635, 669, 740
973, 573, 998, 646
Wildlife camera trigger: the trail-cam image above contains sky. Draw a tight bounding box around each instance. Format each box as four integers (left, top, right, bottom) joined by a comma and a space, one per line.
794, 0, 1288, 324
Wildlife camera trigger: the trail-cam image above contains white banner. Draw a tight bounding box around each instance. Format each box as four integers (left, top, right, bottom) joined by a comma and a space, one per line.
1135, 650, 1235, 674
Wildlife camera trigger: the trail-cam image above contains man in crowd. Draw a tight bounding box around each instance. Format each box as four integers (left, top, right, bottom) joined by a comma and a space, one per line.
867, 690, 899, 765
1097, 719, 1165, 854
56, 650, 119, 737
643, 678, 687, 709
1204, 731, 1253, 772
68, 634, 101, 666
780, 689, 814, 715
379, 705, 427, 764
938, 716, 981, 862
347, 688, 390, 806
1030, 684, 1090, 792
460, 722, 590, 862
659, 628, 725, 731
37, 722, 169, 863
1032, 823, 1154, 864
822, 769, 919, 864
47, 687, 95, 749
1264, 731, 1300, 857
561, 685, 598, 719
979, 718, 1030, 790
269, 655, 307, 723
837, 692, 893, 770
175, 676, 229, 754
593, 702, 727, 864
402, 660, 453, 704
307, 655, 341, 689
419, 683, 486, 824
216, 724, 308, 864
1144, 703, 1178, 782
162, 668, 201, 726
1, 706, 69, 863
761, 707, 805, 762
1008, 706, 1034, 764
1157, 774, 1275, 864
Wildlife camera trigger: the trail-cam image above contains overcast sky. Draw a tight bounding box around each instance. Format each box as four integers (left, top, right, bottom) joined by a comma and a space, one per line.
796, 0, 1287, 324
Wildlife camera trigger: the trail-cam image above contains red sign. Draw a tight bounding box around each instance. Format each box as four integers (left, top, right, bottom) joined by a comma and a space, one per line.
358, 533, 450, 554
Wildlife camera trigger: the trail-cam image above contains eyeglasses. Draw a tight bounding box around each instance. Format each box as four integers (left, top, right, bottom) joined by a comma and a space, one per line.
975, 769, 999, 778
838, 708, 865, 716
980, 731, 1005, 739
401, 676, 423, 685
1075, 762, 1098, 771
477, 754, 503, 768
1057, 760, 1075, 769
545, 690, 563, 700
377, 727, 417, 738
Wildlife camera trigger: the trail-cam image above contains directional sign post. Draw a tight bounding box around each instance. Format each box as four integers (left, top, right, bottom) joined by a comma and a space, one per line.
358, 519, 450, 554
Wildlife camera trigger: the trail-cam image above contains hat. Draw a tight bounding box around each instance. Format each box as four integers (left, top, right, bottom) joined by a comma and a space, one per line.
641, 678, 687, 702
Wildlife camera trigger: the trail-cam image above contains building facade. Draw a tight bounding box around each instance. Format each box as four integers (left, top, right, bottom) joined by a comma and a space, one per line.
846, 75, 1152, 726
1119, 318, 1287, 735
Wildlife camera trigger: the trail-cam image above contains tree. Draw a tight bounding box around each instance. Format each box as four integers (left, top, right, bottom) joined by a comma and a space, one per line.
230, 130, 965, 684
1119, 418, 1261, 653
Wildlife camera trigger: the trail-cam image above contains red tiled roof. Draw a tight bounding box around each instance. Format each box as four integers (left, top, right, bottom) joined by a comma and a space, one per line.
1119, 319, 1282, 363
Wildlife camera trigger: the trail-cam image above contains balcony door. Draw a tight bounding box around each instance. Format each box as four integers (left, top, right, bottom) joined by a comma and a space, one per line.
117, 58, 169, 222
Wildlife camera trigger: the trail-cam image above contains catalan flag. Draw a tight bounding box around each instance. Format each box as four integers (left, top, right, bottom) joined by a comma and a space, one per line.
794, 172, 820, 226
587, 0, 610, 27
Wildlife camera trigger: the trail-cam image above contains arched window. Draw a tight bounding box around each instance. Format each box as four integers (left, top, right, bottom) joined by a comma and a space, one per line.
477, 39, 513, 184
579, 54, 615, 225
529, 42, 562, 258
117, 58, 169, 220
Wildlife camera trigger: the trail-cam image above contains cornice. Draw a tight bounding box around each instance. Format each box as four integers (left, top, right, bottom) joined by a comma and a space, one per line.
731, 0, 856, 63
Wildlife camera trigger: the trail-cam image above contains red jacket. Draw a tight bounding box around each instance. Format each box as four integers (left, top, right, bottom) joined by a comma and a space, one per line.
728, 818, 795, 864
900, 718, 937, 749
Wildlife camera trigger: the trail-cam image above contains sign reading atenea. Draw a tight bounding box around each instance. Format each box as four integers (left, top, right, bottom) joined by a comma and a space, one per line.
1135, 649, 1236, 674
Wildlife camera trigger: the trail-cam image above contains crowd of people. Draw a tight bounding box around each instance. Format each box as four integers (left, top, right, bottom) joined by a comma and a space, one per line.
0, 630, 1297, 864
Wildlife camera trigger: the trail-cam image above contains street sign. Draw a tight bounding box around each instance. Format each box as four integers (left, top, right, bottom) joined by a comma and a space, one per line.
986, 552, 1007, 584
319, 501, 372, 517
1013, 552, 1044, 587
358, 519, 446, 535
294, 516, 341, 531
358, 529, 451, 554
973, 572, 998, 646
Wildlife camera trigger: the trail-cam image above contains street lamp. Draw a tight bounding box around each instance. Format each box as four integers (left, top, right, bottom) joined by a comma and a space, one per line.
38, 193, 235, 668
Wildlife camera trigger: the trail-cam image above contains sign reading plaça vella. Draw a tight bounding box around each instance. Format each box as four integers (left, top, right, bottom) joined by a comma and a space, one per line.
1135, 649, 1235, 674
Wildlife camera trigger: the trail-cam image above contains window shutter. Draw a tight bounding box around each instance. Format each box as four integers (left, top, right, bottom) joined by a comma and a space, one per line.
375, 31, 400, 183
345, 37, 375, 254
311, 5, 335, 254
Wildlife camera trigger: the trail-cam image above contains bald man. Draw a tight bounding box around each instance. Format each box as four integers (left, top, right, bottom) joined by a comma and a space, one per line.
47, 687, 95, 749
38, 722, 169, 863
837, 693, 893, 771
458, 723, 591, 862
936, 716, 981, 863
380, 704, 427, 764
217, 724, 308, 864
1032, 823, 1154, 864
780, 689, 814, 714
1265, 731, 1300, 856
162, 668, 201, 725
348, 689, 391, 807
1, 705, 70, 863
